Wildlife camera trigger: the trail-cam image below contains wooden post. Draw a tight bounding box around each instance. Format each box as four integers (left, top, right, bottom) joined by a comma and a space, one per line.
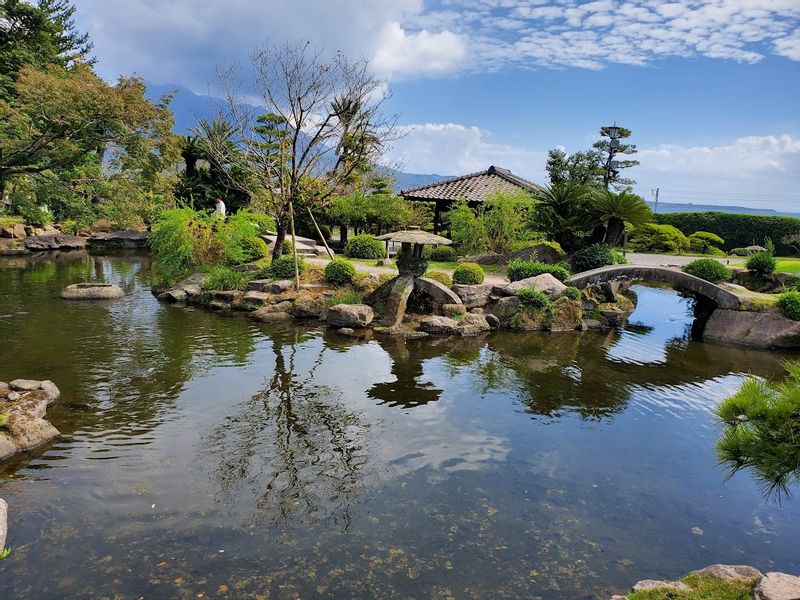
289, 201, 300, 290
307, 207, 334, 259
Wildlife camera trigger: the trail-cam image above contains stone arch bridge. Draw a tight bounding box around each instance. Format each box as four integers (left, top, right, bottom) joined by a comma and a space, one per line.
566, 265, 740, 309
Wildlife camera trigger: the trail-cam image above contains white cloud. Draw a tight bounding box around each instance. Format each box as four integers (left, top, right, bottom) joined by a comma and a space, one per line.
774, 30, 800, 60
372, 23, 466, 79
386, 123, 546, 178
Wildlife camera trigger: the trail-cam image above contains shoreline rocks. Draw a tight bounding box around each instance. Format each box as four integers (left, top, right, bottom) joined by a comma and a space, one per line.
0, 379, 61, 462
86, 230, 148, 253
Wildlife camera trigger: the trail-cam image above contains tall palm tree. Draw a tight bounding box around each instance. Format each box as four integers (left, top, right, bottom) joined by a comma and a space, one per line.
590, 189, 652, 246
533, 182, 593, 252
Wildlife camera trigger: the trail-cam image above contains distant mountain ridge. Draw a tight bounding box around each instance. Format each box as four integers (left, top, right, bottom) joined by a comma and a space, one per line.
149, 82, 799, 219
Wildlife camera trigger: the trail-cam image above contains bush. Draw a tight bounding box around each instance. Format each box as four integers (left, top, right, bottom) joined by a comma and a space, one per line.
517, 287, 551, 310
446, 198, 486, 256
202, 266, 250, 291
426, 245, 457, 262
778, 291, 800, 321
683, 258, 732, 283
344, 234, 385, 259
563, 286, 581, 300
629, 223, 690, 253
729, 247, 749, 256
270, 255, 305, 279
325, 289, 363, 308
246, 212, 276, 234
507, 259, 570, 282
452, 262, 484, 285
688, 230, 725, 254
324, 258, 357, 286
746, 251, 777, 277
655, 212, 800, 255
424, 270, 453, 287
570, 244, 617, 272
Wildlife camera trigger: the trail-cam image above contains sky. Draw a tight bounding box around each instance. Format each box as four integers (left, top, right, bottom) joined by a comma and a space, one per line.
73, 0, 800, 210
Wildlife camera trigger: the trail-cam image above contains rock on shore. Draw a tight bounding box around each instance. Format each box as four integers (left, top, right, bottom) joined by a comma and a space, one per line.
0, 379, 61, 462
61, 282, 124, 300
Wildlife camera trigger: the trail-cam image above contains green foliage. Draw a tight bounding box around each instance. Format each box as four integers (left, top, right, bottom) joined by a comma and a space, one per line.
683, 258, 732, 283
729, 247, 749, 256
716, 361, 800, 499
590, 189, 652, 246
654, 212, 800, 255
452, 262, 485, 285
777, 291, 800, 321
11, 196, 52, 227
0, 546, 13, 560
202, 266, 249, 291
221, 210, 270, 264
507, 259, 570, 282
481, 188, 536, 254
688, 230, 725, 254
570, 244, 617, 272
563, 286, 581, 300
325, 289, 363, 308
424, 270, 453, 288
593, 125, 640, 190
516, 287, 551, 310
627, 574, 756, 600
545, 148, 604, 188
425, 244, 457, 262
327, 186, 416, 235
344, 234, 385, 259
270, 255, 305, 279
746, 250, 777, 277
446, 198, 486, 256
324, 258, 357, 286
533, 182, 593, 253
629, 223, 690, 253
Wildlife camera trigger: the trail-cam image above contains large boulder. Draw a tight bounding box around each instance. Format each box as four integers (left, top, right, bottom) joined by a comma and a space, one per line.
248, 308, 293, 323
86, 230, 148, 252
23, 234, 86, 252
419, 315, 459, 335
491, 296, 522, 327
327, 304, 374, 329
689, 564, 762, 581
5, 414, 60, 451
550, 297, 582, 332
452, 283, 494, 308
61, 282, 124, 300
704, 308, 800, 349
504, 273, 566, 299
291, 295, 326, 319
753, 572, 800, 600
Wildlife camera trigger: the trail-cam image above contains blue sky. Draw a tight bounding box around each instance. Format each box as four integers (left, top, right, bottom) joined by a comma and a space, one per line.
74, 0, 800, 209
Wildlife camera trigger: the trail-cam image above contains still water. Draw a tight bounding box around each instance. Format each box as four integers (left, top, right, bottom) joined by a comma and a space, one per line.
0, 253, 798, 599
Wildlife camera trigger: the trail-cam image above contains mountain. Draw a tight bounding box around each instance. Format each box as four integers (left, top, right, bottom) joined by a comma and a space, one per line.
648, 202, 800, 219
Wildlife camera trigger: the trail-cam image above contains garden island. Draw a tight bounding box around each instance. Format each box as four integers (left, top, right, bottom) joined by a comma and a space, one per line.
1, 2, 800, 599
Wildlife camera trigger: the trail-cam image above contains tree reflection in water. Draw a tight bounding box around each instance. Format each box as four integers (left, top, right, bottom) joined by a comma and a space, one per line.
204, 329, 378, 528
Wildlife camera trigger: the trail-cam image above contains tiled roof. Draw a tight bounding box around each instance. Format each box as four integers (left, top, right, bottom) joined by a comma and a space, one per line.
400, 165, 541, 202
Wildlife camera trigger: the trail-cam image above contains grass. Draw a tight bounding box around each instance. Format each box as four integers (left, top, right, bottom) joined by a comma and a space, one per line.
325, 289, 363, 308
775, 259, 800, 273
627, 575, 758, 600
0, 547, 13, 560
0, 216, 23, 227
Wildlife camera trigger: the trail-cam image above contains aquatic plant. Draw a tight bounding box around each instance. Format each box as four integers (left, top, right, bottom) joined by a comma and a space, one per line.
452, 262, 484, 285
716, 361, 800, 500
682, 258, 731, 283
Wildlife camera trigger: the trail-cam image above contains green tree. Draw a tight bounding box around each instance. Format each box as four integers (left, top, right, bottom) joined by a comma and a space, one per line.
533, 182, 593, 253
545, 148, 604, 188
590, 189, 652, 246
593, 126, 639, 190
446, 198, 485, 256
481, 188, 536, 254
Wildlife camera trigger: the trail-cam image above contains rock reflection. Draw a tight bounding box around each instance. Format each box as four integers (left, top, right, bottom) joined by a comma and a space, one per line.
204, 330, 378, 528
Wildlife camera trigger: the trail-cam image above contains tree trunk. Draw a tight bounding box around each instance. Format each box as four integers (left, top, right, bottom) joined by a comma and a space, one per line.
340, 224, 348, 246
605, 219, 625, 247
272, 221, 288, 261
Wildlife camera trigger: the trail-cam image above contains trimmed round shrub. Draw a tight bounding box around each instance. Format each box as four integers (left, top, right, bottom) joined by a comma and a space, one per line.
517, 287, 552, 310
777, 291, 800, 321
507, 259, 570, 282
426, 244, 457, 262
746, 251, 777, 277
324, 258, 357, 286
570, 244, 617, 273
344, 234, 385, 259
563, 286, 581, 300
270, 255, 305, 279
688, 231, 725, 254
425, 270, 453, 287
452, 262, 484, 285
683, 258, 731, 283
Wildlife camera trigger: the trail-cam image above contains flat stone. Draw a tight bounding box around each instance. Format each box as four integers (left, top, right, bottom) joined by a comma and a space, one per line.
690, 564, 762, 581
327, 304, 374, 329
753, 572, 800, 600
248, 309, 293, 323
159, 289, 187, 303
5, 414, 60, 451
631, 580, 691, 593
23, 234, 86, 252
210, 290, 242, 302
452, 283, 494, 308
373, 325, 429, 338
208, 300, 231, 311
9, 379, 42, 391
240, 290, 269, 305
505, 273, 567, 299
61, 283, 124, 300
264, 279, 295, 294
8, 390, 50, 419
419, 315, 459, 335
86, 230, 148, 251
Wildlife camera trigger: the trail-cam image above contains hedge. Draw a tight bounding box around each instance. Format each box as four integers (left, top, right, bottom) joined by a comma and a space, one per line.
654, 212, 800, 255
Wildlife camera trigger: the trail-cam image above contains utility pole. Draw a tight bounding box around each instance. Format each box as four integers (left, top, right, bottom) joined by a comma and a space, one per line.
651, 187, 659, 214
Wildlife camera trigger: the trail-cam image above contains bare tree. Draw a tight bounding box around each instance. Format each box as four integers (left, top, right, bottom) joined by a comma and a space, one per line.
210, 41, 398, 260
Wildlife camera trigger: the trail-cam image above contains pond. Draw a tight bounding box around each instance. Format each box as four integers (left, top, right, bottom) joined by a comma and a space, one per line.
1, 253, 799, 599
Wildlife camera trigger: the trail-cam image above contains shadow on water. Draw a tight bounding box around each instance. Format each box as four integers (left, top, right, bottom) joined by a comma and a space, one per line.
1, 259, 799, 599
